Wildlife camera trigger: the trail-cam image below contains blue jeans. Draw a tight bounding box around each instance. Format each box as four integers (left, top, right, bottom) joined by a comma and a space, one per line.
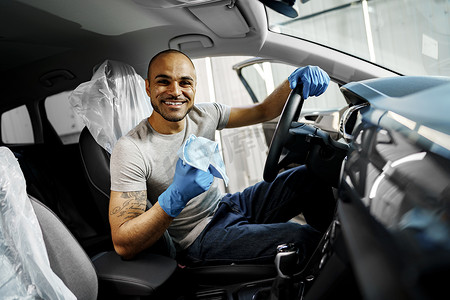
182, 165, 335, 266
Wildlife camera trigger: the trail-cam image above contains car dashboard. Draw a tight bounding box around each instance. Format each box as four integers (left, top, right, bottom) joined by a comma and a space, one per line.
330, 76, 450, 299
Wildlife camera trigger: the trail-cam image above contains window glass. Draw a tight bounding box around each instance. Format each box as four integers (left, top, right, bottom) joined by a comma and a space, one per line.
268, 0, 449, 76
1, 105, 34, 144
45, 91, 85, 144
193, 56, 268, 194
193, 56, 347, 194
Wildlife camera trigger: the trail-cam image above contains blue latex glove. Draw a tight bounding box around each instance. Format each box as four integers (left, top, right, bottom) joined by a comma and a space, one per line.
158, 158, 214, 217
288, 66, 330, 99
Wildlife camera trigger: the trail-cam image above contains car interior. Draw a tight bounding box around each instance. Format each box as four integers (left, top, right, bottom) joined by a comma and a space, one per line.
1, 0, 449, 299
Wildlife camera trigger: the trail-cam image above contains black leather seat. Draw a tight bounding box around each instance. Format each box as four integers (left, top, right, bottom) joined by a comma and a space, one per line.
79, 126, 277, 285
79, 126, 174, 257
79, 126, 112, 232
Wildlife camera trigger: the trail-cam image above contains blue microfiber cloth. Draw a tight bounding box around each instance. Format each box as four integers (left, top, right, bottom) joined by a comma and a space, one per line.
177, 134, 229, 186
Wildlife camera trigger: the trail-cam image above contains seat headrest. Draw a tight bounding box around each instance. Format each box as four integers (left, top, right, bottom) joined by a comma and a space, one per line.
70, 60, 153, 153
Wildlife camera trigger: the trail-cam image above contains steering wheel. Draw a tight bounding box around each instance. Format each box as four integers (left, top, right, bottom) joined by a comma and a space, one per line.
263, 84, 304, 182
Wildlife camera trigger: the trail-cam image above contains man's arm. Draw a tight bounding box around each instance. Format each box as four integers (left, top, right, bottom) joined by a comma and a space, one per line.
226, 66, 330, 128
109, 190, 173, 259
226, 80, 291, 128
109, 159, 213, 259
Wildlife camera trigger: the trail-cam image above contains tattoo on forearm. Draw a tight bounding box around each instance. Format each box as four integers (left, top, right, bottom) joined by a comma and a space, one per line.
120, 191, 147, 201
110, 191, 147, 220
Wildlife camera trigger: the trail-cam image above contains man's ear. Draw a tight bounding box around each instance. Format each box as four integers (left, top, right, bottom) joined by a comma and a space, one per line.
145, 79, 151, 97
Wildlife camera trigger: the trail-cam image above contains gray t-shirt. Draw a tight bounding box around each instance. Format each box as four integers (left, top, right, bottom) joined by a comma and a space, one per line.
110, 102, 231, 250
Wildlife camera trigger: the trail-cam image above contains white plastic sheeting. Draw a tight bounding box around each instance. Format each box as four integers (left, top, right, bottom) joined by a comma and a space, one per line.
70, 60, 153, 153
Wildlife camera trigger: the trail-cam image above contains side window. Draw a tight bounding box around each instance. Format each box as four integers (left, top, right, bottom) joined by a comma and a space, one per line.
1, 105, 34, 144
237, 60, 347, 112
45, 91, 85, 144
192, 57, 348, 194
193, 56, 269, 194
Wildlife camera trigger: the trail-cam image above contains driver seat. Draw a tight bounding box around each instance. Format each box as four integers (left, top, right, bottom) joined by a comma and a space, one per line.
74, 59, 277, 286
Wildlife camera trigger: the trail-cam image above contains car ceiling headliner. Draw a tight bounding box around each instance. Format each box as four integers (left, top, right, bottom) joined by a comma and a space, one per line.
0, 0, 266, 73
0, 0, 396, 108
0, 0, 275, 107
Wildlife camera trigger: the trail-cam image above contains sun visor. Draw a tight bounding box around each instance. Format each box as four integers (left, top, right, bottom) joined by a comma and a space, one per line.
188, 1, 250, 38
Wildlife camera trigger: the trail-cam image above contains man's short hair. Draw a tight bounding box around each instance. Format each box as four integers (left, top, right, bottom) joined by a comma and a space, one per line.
147, 49, 195, 80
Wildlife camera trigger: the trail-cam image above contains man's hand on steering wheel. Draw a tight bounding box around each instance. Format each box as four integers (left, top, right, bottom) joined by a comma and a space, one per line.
288, 65, 330, 99
263, 65, 330, 182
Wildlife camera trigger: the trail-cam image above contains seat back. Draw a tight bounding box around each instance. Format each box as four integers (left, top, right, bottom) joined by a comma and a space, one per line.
31, 196, 98, 300
79, 126, 111, 230
71, 60, 177, 257
70, 60, 152, 231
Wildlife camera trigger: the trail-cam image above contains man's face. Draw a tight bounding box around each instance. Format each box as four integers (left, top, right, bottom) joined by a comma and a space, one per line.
146, 53, 196, 122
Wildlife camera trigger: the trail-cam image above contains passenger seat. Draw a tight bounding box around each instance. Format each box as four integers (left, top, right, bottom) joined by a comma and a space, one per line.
1, 146, 177, 299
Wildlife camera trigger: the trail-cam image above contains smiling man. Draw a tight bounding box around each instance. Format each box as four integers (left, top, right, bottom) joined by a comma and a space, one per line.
109, 49, 335, 267
147, 52, 197, 128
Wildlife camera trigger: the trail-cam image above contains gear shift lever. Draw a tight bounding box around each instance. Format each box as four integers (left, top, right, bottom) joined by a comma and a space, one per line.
271, 243, 299, 300
275, 243, 299, 278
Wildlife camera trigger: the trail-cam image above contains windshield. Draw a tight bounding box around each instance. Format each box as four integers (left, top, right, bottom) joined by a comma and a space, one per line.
267, 0, 449, 76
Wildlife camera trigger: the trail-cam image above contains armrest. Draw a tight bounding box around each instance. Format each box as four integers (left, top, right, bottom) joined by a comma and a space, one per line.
92, 251, 177, 296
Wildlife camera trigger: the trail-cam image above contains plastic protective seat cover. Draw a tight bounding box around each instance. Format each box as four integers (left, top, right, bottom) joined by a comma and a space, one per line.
70, 59, 152, 154
0, 146, 97, 299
